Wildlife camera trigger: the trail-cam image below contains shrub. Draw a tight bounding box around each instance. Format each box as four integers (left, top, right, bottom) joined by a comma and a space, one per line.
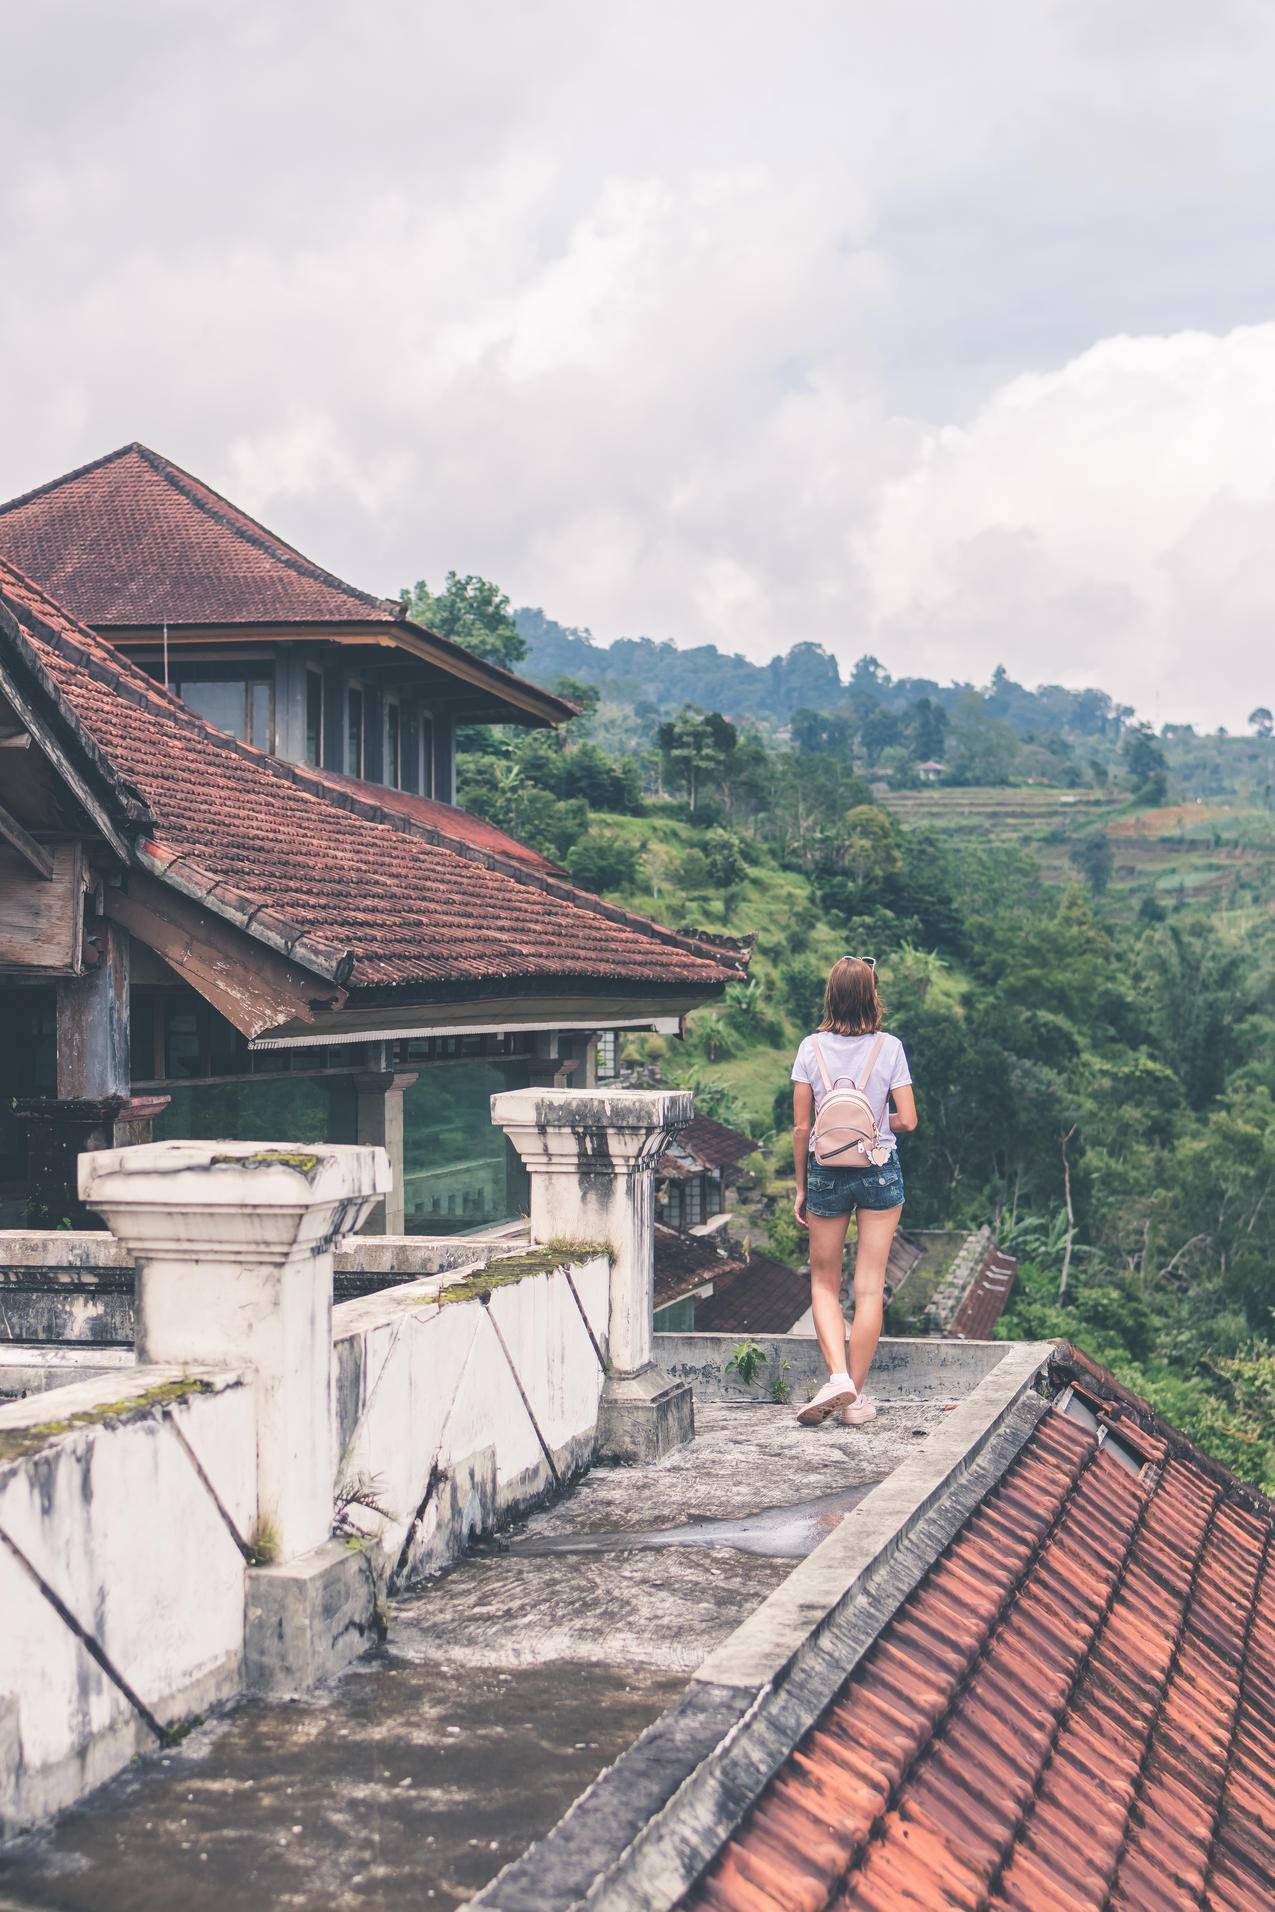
566, 830, 642, 893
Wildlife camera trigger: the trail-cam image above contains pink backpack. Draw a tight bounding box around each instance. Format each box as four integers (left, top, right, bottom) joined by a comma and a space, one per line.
810, 1032, 891, 1168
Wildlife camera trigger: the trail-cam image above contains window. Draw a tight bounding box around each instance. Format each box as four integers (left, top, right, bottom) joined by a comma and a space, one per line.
402, 705, 420, 794
419, 711, 435, 797
170, 669, 274, 750
401, 1063, 530, 1234
305, 671, 324, 767
347, 685, 364, 777
685, 1178, 705, 1228
385, 699, 401, 789
596, 1031, 619, 1081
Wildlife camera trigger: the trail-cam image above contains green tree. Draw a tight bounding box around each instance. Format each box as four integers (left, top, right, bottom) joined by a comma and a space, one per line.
1069, 832, 1115, 897
1122, 723, 1168, 804
566, 830, 641, 892
403, 572, 526, 668
655, 709, 737, 812
702, 828, 747, 888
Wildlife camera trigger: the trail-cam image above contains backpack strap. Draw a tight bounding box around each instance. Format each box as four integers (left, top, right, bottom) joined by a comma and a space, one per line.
809, 1035, 834, 1095
855, 1031, 887, 1093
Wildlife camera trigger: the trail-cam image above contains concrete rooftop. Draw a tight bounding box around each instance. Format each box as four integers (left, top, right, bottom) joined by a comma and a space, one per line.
0, 1392, 952, 1910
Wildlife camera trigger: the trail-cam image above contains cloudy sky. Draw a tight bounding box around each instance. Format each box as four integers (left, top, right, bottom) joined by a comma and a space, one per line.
4, 1, 1275, 727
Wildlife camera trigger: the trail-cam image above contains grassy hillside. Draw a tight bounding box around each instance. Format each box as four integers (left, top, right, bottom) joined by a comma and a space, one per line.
881, 784, 1275, 922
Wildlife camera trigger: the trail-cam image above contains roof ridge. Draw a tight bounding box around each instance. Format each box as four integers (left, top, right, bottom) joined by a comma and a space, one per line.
0, 441, 142, 519
129, 444, 393, 616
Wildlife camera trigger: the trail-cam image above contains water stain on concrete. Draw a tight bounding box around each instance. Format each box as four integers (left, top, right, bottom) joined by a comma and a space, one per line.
501, 1479, 882, 1560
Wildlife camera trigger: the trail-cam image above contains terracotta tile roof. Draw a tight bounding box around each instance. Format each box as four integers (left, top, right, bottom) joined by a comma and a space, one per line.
685, 1368, 1275, 1912
0, 561, 746, 998
654, 1225, 725, 1308
660, 1116, 757, 1178
0, 442, 395, 629
950, 1246, 1019, 1340
0, 444, 575, 729
692, 1254, 810, 1335
297, 764, 560, 874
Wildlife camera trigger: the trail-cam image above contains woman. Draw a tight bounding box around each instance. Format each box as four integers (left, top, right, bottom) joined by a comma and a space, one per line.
790, 957, 917, 1427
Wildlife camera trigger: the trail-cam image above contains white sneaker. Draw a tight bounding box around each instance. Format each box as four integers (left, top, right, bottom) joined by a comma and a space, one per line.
796, 1377, 858, 1425
839, 1395, 877, 1426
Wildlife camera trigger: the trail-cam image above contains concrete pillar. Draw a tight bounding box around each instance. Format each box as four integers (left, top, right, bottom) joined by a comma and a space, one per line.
490, 1087, 695, 1461
354, 1071, 418, 1234
78, 1139, 390, 1561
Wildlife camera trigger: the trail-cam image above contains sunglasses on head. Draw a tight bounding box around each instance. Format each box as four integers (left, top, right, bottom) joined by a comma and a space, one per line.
842, 955, 877, 972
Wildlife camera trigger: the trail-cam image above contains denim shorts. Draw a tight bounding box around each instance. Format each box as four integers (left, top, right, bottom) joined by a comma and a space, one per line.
807, 1153, 905, 1216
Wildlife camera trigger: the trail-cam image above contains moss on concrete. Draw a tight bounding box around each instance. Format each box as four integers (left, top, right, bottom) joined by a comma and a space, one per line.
211, 1149, 322, 1174
437, 1238, 612, 1307
0, 1376, 214, 1466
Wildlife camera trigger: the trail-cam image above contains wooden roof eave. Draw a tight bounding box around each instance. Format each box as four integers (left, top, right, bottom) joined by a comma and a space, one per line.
102, 616, 577, 729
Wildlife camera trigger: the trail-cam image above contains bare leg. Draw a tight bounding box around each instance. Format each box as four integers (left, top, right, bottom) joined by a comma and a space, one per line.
849, 1205, 902, 1394
807, 1211, 853, 1376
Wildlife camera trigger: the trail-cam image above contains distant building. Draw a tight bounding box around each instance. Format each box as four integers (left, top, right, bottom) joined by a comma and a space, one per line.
917, 759, 946, 783
656, 1113, 756, 1231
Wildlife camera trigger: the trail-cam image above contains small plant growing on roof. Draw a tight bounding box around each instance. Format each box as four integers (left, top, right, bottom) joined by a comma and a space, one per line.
769, 1357, 793, 1405
726, 1339, 768, 1389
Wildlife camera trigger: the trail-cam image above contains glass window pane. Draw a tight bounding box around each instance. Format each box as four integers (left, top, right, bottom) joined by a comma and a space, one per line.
386, 702, 401, 788
249, 680, 272, 751
401, 706, 420, 793
348, 687, 364, 776
164, 1007, 203, 1078
156, 1077, 357, 1146
305, 673, 323, 765
402, 1064, 527, 1233
177, 679, 247, 739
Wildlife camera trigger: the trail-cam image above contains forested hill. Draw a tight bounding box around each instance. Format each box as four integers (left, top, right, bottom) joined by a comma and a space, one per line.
514, 607, 843, 721
514, 605, 1136, 738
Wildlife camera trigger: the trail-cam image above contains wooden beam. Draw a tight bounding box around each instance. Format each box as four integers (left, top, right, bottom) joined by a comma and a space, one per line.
0, 798, 54, 878
0, 841, 85, 973
104, 868, 347, 1039
0, 729, 31, 748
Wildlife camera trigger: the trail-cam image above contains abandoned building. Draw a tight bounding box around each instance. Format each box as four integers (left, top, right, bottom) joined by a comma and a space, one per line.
0, 538, 744, 1233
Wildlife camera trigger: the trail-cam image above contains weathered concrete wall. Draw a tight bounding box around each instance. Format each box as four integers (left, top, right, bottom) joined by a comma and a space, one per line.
333, 1252, 611, 1587
0, 1230, 521, 1361
0, 1366, 256, 1837
655, 1331, 1008, 1403
0, 1252, 612, 1839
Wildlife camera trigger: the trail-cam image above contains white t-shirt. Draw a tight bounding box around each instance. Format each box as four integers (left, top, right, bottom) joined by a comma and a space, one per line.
790, 1031, 912, 1157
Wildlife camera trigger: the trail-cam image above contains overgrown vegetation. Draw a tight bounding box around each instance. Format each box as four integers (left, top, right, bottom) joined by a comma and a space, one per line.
418, 591, 1275, 1489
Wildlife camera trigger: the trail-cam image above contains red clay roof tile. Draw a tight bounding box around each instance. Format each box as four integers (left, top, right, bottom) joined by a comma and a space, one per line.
683, 1384, 1275, 1912
0, 559, 746, 999
0, 442, 393, 628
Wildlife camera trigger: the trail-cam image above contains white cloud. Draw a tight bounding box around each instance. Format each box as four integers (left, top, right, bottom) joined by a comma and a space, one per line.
3, 1, 1275, 726
858, 325, 1275, 727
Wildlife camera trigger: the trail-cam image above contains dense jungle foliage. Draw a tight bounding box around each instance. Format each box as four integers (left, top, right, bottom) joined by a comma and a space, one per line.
410, 574, 1275, 1487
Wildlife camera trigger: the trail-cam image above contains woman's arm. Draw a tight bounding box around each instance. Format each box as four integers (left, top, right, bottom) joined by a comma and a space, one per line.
890, 1084, 918, 1134
793, 1081, 814, 1228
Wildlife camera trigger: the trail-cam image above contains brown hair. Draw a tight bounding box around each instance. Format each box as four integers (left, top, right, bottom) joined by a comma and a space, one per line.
819, 957, 884, 1036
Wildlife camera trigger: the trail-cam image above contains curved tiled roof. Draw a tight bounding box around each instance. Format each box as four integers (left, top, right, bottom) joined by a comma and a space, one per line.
0, 560, 746, 997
